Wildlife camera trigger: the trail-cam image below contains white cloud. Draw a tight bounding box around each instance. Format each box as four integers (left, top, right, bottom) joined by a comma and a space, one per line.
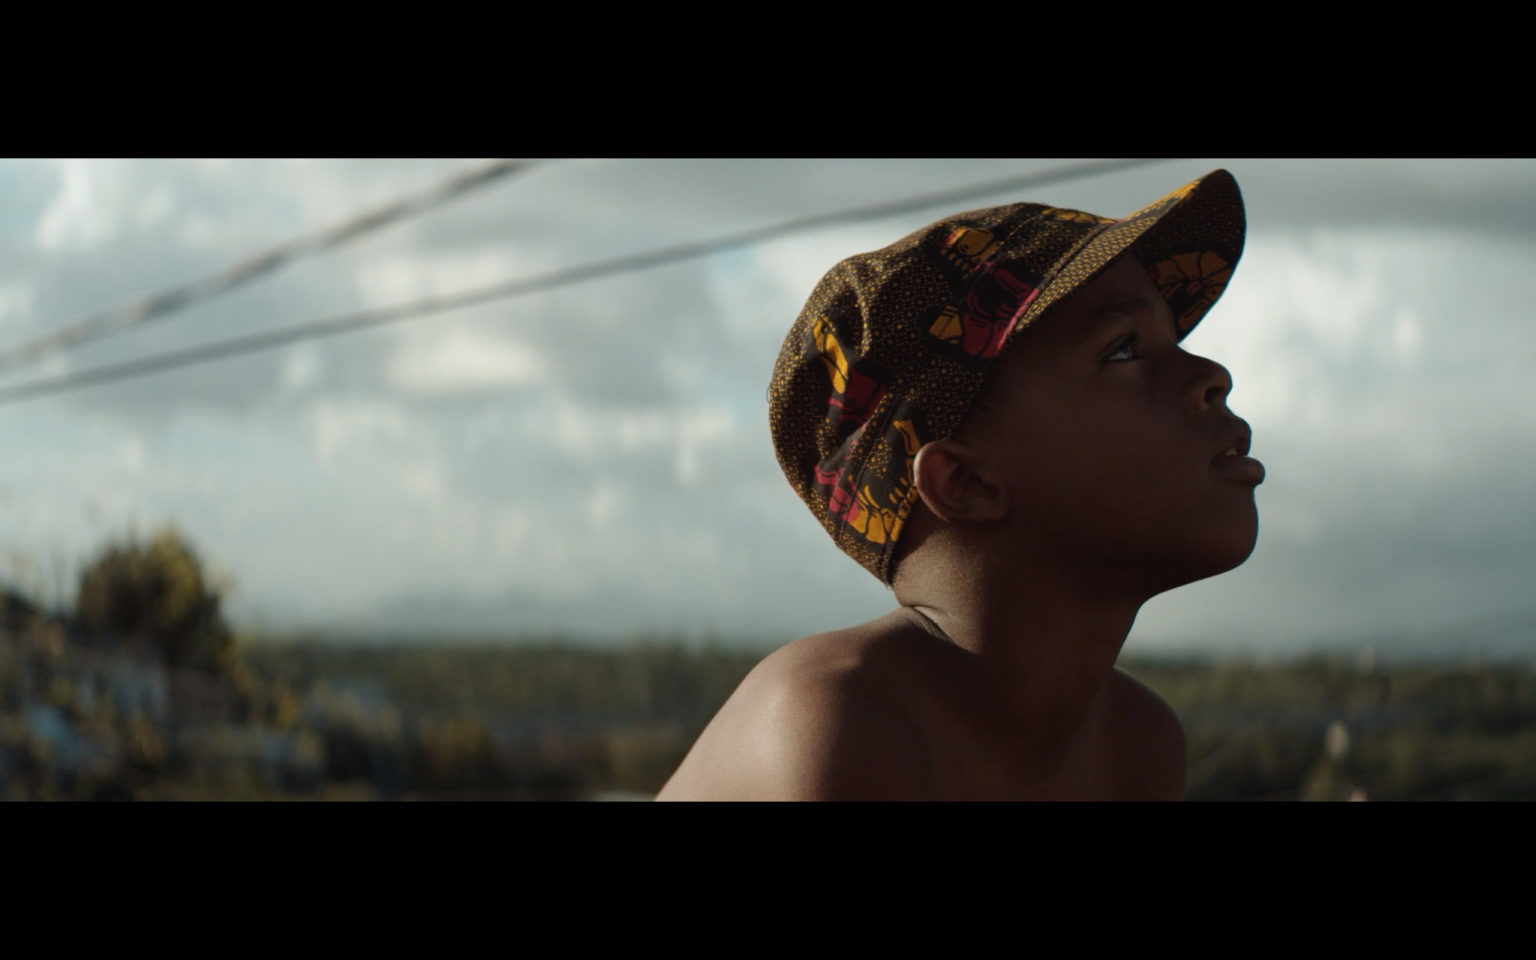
717, 225, 905, 338
280, 344, 324, 393
399, 461, 444, 501
118, 435, 146, 473
35, 159, 120, 252
304, 397, 411, 460
540, 397, 744, 485
1392, 308, 1422, 362
0, 280, 33, 330
674, 406, 736, 485
8, 160, 1536, 650
350, 250, 531, 310
1185, 231, 1384, 431
489, 503, 532, 546
1186, 227, 1533, 446
133, 186, 176, 231
587, 481, 626, 529
548, 401, 665, 459
384, 328, 544, 396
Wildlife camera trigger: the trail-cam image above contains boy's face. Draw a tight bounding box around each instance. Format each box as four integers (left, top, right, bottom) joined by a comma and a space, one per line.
960, 253, 1261, 592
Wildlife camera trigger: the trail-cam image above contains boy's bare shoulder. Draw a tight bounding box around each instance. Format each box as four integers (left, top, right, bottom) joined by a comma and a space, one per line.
655, 615, 938, 801
1108, 667, 1184, 741
655, 616, 1188, 801
1104, 666, 1187, 799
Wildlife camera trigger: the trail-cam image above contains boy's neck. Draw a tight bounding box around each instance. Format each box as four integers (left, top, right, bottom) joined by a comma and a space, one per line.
895, 549, 1141, 754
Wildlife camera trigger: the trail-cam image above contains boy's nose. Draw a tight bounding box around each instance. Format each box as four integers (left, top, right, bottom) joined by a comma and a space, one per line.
1187, 354, 1233, 410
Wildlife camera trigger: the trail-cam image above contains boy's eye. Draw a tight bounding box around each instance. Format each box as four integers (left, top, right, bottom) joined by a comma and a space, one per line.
1104, 333, 1140, 362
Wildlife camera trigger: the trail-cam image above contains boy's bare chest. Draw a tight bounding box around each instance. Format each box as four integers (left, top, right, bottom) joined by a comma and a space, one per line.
930, 736, 1124, 801
918, 678, 1151, 801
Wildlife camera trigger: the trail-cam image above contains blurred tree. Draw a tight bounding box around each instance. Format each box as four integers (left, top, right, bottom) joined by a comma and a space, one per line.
75, 527, 236, 675
2, 585, 43, 635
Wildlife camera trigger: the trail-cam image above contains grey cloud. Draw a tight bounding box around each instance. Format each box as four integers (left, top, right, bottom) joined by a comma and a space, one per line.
7, 159, 1536, 655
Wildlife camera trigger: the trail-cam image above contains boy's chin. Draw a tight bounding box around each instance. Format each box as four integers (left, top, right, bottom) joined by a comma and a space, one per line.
1172, 503, 1260, 575
1168, 526, 1260, 589
1114, 523, 1260, 596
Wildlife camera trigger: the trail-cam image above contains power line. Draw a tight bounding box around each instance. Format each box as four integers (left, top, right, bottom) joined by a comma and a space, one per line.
0, 158, 1180, 408
0, 157, 554, 375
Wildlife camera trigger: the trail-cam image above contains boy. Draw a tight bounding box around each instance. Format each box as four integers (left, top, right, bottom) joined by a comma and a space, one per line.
656, 169, 1258, 800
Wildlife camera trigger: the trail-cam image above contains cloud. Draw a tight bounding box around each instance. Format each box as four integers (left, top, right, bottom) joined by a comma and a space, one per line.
1224, 158, 1536, 240
36, 159, 120, 252
1133, 224, 1536, 652
304, 396, 412, 461
279, 343, 324, 395
383, 327, 544, 397
4, 159, 1534, 654
0, 280, 33, 331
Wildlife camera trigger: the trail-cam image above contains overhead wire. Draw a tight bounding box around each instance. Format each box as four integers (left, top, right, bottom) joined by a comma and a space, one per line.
0, 157, 1182, 408
0, 157, 554, 376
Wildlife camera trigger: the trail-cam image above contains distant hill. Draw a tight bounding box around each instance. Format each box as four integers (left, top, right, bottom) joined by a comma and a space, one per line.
336, 585, 784, 650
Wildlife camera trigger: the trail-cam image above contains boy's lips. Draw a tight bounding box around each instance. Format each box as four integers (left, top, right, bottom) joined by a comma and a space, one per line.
1211, 418, 1261, 483
1213, 419, 1252, 460
1212, 453, 1265, 485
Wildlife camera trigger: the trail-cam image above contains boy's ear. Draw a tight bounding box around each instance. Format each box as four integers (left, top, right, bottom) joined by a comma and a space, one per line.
911, 439, 1009, 524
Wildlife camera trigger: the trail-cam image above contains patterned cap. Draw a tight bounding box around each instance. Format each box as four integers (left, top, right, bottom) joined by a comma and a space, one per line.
768, 168, 1246, 585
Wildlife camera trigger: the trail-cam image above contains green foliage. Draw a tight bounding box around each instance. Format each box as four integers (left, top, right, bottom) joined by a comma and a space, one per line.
10, 552, 1536, 800
1120, 654, 1536, 800
2, 587, 44, 633
241, 638, 765, 725
75, 527, 235, 674
233, 638, 767, 796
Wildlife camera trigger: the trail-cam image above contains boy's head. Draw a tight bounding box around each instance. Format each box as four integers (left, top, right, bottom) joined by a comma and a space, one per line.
768, 169, 1251, 588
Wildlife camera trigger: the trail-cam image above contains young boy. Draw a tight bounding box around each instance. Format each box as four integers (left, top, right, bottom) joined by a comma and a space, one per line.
656, 169, 1258, 800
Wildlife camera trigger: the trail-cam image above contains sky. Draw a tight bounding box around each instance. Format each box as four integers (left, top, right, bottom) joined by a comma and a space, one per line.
1, 157, 1533, 662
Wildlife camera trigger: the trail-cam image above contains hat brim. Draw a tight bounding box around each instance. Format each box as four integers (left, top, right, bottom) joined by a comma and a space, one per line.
1005, 168, 1246, 346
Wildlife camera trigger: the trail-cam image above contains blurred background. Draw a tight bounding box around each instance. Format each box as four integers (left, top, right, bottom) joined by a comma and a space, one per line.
1, 157, 1533, 800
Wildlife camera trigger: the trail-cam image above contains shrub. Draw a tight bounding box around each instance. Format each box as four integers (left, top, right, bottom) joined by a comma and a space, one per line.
75, 527, 236, 674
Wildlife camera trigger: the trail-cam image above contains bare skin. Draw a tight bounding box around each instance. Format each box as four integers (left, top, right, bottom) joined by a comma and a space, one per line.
657, 253, 1262, 801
